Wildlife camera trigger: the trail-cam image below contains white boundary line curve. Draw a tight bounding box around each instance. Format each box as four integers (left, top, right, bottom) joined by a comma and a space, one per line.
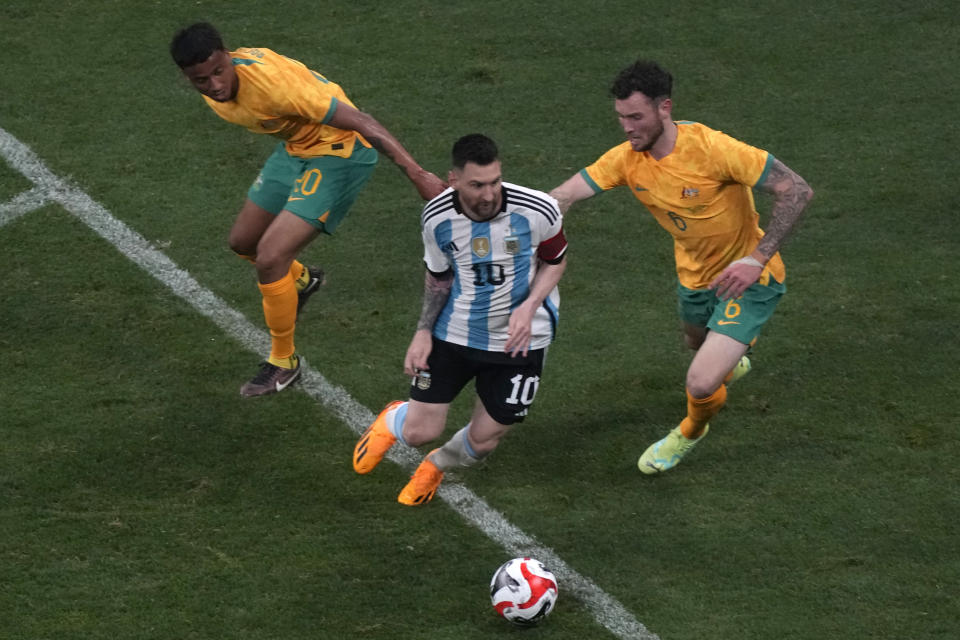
0, 126, 658, 640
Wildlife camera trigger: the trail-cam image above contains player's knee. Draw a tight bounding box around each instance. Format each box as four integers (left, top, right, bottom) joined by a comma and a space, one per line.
685, 370, 721, 398
401, 420, 444, 447
228, 229, 256, 257
252, 243, 293, 280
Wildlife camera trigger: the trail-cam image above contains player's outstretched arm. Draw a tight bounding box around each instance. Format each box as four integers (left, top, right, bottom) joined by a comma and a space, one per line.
403, 269, 454, 376
549, 173, 596, 214
328, 103, 446, 200
505, 257, 567, 358
710, 158, 813, 300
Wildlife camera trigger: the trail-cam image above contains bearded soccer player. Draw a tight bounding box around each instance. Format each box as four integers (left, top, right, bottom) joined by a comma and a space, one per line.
170, 22, 445, 397
551, 60, 813, 474
352, 134, 567, 506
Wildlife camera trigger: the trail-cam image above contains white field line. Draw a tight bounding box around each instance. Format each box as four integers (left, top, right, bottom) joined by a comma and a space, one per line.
0, 185, 51, 227
0, 126, 658, 640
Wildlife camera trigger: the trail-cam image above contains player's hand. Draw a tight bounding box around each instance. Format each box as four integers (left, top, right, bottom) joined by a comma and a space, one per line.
709, 256, 763, 301
404, 329, 434, 377
505, 304, 535, 358
412, 169, 447, 201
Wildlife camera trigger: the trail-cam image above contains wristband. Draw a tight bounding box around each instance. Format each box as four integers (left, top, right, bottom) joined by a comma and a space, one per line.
734, 255, 764, 268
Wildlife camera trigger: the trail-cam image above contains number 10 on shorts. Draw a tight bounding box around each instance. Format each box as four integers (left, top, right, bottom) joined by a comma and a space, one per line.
506, 374, 540, 416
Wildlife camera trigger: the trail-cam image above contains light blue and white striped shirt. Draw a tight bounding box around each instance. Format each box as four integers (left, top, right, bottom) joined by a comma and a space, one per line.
420, 182, 567, 352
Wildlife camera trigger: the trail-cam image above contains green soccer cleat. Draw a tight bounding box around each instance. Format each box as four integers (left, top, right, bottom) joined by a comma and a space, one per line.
727, 355, 751, 385
637, 424, 709, 475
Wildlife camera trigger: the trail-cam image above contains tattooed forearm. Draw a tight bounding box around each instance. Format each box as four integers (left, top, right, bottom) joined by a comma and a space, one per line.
416, 270, 454, 331
754, 158, 814, 261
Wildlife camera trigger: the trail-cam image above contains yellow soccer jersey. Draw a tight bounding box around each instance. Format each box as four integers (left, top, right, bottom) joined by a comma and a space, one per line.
582, 121, 785, 289
202, 47, 368, 158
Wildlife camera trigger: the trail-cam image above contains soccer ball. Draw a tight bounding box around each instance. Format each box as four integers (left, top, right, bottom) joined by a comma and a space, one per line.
489, 557, 558, 625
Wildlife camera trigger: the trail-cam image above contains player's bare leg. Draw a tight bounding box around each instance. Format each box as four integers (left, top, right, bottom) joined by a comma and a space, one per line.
640, 331, 750, 473
400, 399, 451, 446
686, 331, 749, 399
398, 400, 508, 507
228, 198, 276, 257
228, 199, 323, 313
254, 210, 318, 284
354, 400, 449, 474
462, 398, 512, 457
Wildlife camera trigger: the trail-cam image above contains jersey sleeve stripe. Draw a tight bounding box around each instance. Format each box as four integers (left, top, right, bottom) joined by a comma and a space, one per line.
507, 197, 558, 224
321, 97, 339, 124
421, 193, 456, 224
579, 168, 604, 194
753, 152, 776, 188
503, 184, 556, 208
504, 188, 560, 224
507, 195, 559, 223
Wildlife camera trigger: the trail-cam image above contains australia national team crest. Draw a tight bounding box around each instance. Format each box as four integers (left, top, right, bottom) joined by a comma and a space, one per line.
681, 187, 700, 199
472, 237, 491, 258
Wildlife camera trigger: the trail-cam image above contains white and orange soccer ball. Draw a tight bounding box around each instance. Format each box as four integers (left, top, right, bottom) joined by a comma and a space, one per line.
489, 557, 558, 625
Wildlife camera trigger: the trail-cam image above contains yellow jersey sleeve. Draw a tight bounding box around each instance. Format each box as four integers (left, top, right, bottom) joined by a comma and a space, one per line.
704, 127, 772, 188
202, 48, 367, 158
581, 142, 632, 192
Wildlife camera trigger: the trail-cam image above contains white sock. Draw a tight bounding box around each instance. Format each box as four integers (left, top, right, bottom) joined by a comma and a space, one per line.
386, 402, 410, 446
429, 425, 484, 471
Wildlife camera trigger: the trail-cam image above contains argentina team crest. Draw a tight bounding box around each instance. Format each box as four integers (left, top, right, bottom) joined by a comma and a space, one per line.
504, 228, 520, 255
415, 370, 432, 390
472, 237, 491, 258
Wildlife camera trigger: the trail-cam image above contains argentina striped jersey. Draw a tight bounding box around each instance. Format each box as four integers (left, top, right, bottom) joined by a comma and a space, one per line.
420, 182, 567, 352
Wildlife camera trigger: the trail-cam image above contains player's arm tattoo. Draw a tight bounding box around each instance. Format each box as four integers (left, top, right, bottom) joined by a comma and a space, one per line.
416, 269, 454, 331
753, 158, 814, 261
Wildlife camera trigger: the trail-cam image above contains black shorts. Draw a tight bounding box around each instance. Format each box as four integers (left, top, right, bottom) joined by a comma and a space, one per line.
409, 337, 545, 425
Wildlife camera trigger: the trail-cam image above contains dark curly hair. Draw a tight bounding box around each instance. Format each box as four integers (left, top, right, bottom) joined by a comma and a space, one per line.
170, 22, 226, 69
452, 134, 499, 169
610, 60, 673, 101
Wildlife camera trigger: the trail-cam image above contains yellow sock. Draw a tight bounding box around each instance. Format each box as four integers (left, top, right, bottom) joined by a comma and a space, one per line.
236, 252, 257, 265
268, 354, 299, 369
258, 274, 298, 364
679, 385, 727, 440
290, 259, 309, 292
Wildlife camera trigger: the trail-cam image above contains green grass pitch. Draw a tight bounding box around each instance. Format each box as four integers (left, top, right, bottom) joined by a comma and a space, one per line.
0, 1, 957, 638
